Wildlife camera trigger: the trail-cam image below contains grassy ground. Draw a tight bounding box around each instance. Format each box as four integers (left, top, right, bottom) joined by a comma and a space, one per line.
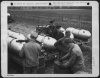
8, 9, 92, 74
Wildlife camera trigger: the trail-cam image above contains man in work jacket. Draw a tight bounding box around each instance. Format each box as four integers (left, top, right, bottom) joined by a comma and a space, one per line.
54, 37, 85, 74
19, 31, 41, 74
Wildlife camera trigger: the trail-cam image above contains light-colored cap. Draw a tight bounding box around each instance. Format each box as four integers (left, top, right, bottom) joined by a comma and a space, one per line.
27, 31, 38, 40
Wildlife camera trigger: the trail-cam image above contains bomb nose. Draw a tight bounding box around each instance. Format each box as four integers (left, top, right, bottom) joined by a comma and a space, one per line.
87, 31, 91, 37
82, 30, 91, 37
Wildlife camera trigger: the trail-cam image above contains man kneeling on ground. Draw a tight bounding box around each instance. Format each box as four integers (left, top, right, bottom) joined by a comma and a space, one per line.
54, 37, 86, 74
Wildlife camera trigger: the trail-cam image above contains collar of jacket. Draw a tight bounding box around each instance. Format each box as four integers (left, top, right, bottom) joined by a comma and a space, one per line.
65, 43, 75, 52
29, 38, 36, 42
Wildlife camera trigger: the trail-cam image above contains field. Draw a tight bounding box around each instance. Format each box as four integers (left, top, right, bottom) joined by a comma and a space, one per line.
8, 8, 92, 74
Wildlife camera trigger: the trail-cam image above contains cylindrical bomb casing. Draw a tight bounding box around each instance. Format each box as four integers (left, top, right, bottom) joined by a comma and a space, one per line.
8, 37, 25, 53
78, 29, 91, 39
66, 27, 91, 39
66, 27, 75, 32
72, 28, 80, 36
72, 29, 91, 39
8, 30, 16, 36
60, 27, 74, 39
8, 30, 26, 40
42, 36, 57, 49
10, 39, 25, 52
27, 34, 57, 49
36, 35, 45, 43
36, 35, 57, 49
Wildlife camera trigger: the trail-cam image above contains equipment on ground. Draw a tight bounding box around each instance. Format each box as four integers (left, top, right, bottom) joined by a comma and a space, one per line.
8, 30, 26, 40
8, 36, 25, 53
8, 30, 57, 52
66, 27, 91, 40
36, 35, 57, 49
8, 30, 58, 72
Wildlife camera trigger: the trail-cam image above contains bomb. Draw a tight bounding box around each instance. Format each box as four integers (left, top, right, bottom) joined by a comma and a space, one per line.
36, 35, 57, 49
58, 27, 74, 39
27, 34, 57, 49
8, 30, 26, 54
66, 27, 91, 40
8, 37, 25, 55
8, 30, 26, 40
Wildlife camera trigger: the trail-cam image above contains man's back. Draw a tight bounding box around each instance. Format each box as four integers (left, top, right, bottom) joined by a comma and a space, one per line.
71, 44, 85, 73
21, 40, 41, 67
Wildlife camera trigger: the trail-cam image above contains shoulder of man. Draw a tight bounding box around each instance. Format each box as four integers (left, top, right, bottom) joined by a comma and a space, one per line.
33, 41, 42, 49
23, 41, 37, 47
72, 44, 82, 55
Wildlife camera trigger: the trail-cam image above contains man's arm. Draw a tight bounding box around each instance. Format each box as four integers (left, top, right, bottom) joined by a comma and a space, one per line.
60, 52, 77, 68
59, 51, 71, 61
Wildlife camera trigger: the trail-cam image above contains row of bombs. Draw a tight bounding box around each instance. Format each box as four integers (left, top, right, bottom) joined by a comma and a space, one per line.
8, 30, 57, 52
8, 27, 91, 53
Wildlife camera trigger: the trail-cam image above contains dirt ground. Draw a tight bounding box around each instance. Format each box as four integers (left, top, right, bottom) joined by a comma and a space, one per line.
8, 8, 92, 74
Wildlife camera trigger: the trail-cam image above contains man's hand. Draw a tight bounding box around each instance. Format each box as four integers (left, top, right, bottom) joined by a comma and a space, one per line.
55, 60, 62, 66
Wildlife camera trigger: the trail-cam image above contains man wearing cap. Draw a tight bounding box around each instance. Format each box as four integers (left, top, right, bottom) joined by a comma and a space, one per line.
19, 31, 41, 74
54, 37, 85, 74
46, 20, 56, 37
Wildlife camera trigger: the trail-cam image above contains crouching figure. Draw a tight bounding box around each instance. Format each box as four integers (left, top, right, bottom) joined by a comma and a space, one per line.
54, 37, 87, 74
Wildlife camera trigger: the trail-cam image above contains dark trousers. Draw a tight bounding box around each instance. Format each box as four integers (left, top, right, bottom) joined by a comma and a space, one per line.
54, 60, 72, 74
23, 66, 38, 74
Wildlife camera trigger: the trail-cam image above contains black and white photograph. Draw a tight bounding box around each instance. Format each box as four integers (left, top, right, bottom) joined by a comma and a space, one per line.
7, 6, 92, 74
1, 1, 99, 77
